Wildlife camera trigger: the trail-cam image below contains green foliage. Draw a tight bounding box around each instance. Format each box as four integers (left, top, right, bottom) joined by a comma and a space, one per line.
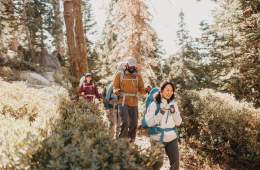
178, 89, 260, 169
6, 99, 161, 170
1, 104, 38, 122
197, 0, 260, 107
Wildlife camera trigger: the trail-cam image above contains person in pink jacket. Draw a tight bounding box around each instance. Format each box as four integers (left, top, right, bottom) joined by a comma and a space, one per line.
78, 73, 102, 103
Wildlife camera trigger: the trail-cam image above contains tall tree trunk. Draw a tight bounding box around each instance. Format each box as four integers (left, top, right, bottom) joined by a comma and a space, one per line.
64, 0, 88, 82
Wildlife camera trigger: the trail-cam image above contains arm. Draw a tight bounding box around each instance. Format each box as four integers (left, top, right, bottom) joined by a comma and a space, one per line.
94, 84, 102, 100
112, 73, 121, 95
137, 74, 146, 95
78, 85, 84, 96
172, 103, 182, 126
145, 102, 163, 127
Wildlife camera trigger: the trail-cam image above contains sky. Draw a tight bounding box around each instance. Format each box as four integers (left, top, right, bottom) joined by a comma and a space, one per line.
89, 0, 217, 56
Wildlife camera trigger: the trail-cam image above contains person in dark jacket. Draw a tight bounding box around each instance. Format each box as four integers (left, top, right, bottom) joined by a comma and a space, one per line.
78, 73, 102, 103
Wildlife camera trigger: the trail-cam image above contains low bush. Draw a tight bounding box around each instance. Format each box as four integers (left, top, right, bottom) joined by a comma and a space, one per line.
178, 89, 260, 169
6, 99, 161, 170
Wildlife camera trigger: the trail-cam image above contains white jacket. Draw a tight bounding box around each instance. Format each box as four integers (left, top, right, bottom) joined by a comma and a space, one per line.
145, 98, 182, 143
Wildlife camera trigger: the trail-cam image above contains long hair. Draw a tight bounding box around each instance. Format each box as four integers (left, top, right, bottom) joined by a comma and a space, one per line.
155, 81, 175, 104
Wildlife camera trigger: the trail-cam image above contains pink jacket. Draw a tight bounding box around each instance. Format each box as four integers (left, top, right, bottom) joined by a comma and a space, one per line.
79, 82, 101, 102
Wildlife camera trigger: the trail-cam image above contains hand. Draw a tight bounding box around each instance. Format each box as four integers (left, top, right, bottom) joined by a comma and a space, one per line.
160, 107, 166, 115
114, 89, 121, 96
145, 86, 152, 94
170, 105, 175, 113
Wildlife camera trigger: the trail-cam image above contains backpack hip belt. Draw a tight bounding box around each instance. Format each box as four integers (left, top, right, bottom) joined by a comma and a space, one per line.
148, 127, 178, 143
120, 92, 137, 106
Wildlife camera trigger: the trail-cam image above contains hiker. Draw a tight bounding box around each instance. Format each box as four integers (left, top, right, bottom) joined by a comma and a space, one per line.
143, 81, 182, 170
102, 82, 121, 139
113, 57, 146, 142
78, 72, 102, 103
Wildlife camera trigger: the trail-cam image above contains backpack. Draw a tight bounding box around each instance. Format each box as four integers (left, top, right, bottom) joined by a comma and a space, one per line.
141, 87, 178, 142
79, 76, 85, 87
105, 83, 118, 103
141, 87, 160, 129
103, 85, 114, 109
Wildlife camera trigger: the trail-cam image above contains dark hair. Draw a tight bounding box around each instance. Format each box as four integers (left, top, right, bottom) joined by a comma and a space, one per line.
155, 81, 175, 104
84, 75, 93, 84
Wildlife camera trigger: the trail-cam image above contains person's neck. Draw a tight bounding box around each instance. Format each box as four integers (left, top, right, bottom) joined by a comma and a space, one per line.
85, 81, 92, 84
162, 97, 170, 104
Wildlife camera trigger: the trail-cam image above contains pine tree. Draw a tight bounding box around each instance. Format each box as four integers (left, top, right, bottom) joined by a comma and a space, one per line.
0, 0, 22, 53
81, 0, 98, 76
81, 0, 96, 46
176, 10, 190, 48
49, 0, 64, 56
97, 0, 162, 85
165, 10, 203, 89
197, 0, 260, 107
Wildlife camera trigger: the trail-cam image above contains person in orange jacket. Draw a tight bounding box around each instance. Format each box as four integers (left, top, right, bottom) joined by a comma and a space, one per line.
113, 57, 146, 142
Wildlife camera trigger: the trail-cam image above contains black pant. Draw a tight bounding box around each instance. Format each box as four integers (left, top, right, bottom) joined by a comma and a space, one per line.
152, 139, 179, 170
118, 105, 138, 141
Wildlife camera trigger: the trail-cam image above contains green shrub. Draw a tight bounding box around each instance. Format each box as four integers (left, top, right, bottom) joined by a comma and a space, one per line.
178, 89, 260, 169
1, 104, 38, 122
6, 99, 160, 170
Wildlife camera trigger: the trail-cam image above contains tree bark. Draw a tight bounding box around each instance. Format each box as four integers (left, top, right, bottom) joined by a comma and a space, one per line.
64, 0, 88, 81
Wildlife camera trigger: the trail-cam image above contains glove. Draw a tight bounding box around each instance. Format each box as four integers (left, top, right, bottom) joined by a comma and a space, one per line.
114, 89, 121, 96
170, 105, 175, 113
160, 108, 166, 115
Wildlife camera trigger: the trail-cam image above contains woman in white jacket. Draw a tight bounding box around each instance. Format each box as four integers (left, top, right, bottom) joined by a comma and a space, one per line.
145, 81, 182, 170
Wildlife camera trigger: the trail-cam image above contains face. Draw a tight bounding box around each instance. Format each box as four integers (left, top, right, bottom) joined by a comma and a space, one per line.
127, 65, 137, 73
161, 84, 174, 100
85, 76, 92, 83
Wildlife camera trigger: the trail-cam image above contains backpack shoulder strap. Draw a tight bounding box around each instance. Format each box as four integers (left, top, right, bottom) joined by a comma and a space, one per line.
155, 102, 160, 115
120, 71, 124, 84
136, 73, 139, 88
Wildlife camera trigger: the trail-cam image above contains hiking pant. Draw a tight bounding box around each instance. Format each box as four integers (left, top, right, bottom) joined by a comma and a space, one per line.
106, 104, 120, 138
118, 105, 138, 142
151, 139, 180, 170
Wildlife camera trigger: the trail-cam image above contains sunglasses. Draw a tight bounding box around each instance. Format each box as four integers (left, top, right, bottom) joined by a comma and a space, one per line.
127, 66, 136, 70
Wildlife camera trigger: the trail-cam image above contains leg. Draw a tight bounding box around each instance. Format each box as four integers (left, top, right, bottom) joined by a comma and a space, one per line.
105, 109, 114, 134
165, 139, 179, 170
128, 106, 138, 142
118, 105, 129, 138
110, 104, 118, 138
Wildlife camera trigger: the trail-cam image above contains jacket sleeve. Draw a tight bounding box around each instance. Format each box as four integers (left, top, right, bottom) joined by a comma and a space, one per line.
172, 102, 182, 126
137, 74, 146, 95
94, 85, 102, 99
112, 73, 121, 93
78, 85, 84, 95
105, 84, 113, 101
145, 102, 163, 127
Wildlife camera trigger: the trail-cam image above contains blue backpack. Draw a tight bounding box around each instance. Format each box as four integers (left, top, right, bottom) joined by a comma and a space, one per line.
141, 87, 160, 129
